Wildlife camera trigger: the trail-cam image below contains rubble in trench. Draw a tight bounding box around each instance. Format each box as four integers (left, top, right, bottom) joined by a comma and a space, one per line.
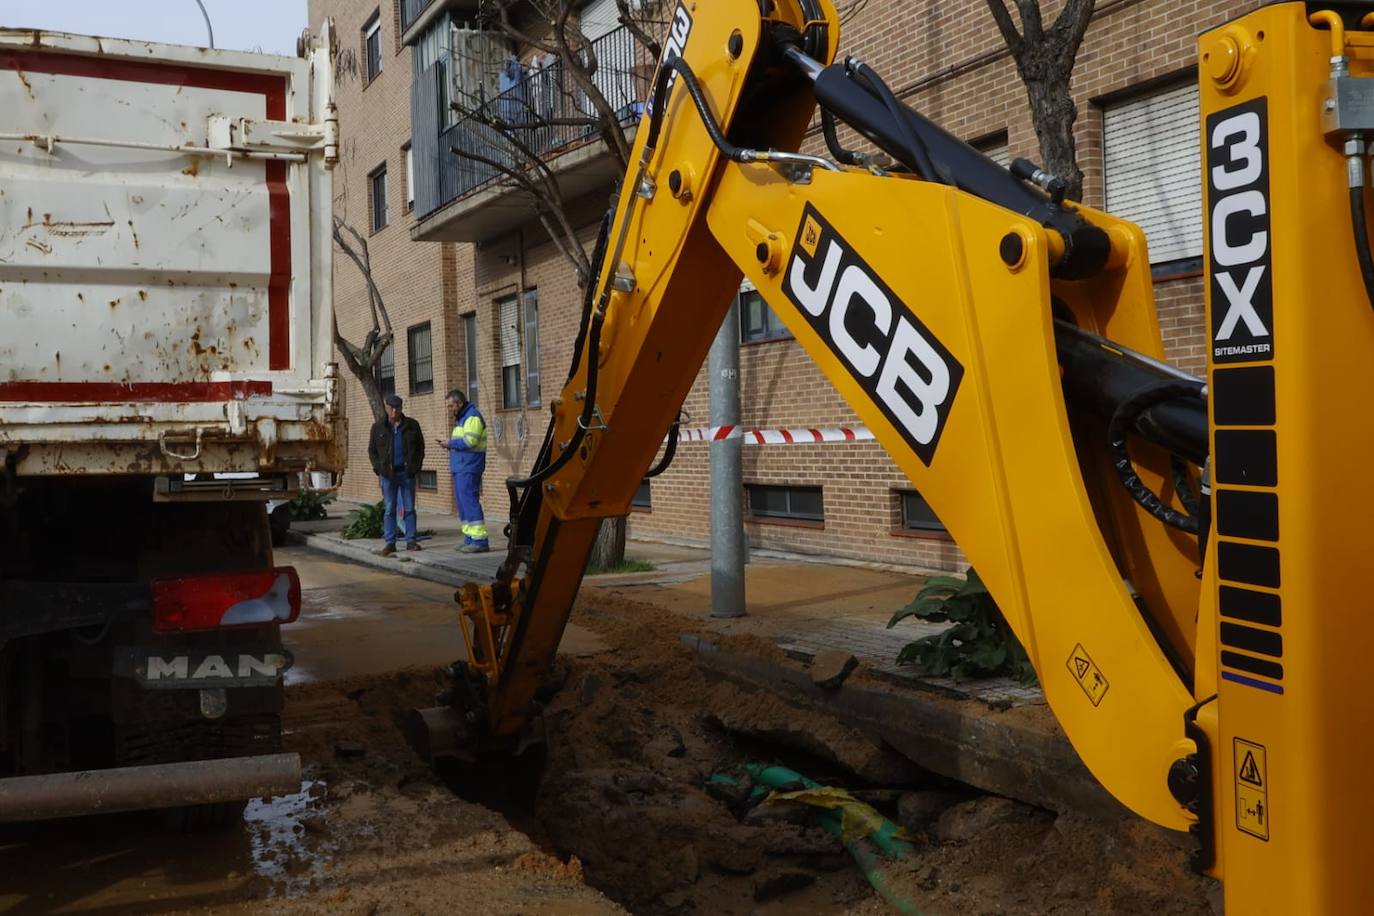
260, 590, 1219, 915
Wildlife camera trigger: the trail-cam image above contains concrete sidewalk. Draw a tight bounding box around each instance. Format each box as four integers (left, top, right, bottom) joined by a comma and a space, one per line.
291, 498, 1122, 820
287, 498, 710, 589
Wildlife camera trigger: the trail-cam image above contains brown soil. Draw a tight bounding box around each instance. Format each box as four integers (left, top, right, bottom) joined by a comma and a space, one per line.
520, 588, 1220, 916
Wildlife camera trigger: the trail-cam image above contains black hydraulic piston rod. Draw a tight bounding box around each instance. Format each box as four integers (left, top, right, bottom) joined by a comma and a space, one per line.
780, 46, 1111, 280
1054, 320, 1209, 466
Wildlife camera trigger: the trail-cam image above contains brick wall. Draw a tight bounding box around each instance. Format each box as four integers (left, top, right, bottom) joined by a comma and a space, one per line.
313, 0, 1252, 569
310, 0, 463, 515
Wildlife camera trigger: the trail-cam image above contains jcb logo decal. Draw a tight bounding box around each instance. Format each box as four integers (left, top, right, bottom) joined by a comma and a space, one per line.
781, 205, 963, 465
1208, 98, 1273, 363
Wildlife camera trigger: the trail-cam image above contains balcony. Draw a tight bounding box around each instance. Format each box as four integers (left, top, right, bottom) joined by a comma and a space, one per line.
411, 25, 650, 243
400, 0, 476, 47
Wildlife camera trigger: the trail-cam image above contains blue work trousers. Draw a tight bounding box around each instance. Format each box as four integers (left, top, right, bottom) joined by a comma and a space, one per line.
452, 472, 487, 544
380, 474, 418, 546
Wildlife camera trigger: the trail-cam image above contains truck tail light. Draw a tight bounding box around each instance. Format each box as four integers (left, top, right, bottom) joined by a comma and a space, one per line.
151, 567, 302, 634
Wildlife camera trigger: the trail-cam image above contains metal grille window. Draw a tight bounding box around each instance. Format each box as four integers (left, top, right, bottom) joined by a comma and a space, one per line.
739, 284, 790, 343
376, 339, 395, 397
363, 11, 382, 83
408, 322, 433, 395
632, 481, 651, 509
498, 296, 521, 409
523, 289, 540, 407
369, 164, 388, 232
747, 484, 824, 522
898, 489, 945, 532
1104, 82, 1202, 273
417, 470, 438, 491
464, 313, 479, 407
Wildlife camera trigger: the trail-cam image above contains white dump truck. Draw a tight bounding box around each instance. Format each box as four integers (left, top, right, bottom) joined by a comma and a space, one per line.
0, 24, 342, 825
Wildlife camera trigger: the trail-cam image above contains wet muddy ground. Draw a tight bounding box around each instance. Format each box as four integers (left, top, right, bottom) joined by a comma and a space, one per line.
0, 549, 1219, 914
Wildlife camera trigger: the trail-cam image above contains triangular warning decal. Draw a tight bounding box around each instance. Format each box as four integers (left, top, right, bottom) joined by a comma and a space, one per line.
1073, 657, 1091, 679
1239, 750, 1263, 787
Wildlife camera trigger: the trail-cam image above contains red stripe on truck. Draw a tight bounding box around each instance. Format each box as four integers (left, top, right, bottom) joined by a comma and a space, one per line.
2, 49, 292, 372
0, 381, 273, 402
267, 160, 290, 369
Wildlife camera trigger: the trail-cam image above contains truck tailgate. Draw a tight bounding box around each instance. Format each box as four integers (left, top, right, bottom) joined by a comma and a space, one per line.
0, 28, 342, 475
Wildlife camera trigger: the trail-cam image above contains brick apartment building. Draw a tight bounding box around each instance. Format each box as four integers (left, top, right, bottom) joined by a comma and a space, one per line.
307, 0, 1260, 571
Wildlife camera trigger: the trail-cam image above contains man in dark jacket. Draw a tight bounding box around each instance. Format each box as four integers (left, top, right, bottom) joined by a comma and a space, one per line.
367, 393, 425, 555
437, 389, 488, 553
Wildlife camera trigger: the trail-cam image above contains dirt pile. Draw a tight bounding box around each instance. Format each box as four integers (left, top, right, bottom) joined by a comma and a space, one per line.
522, 589, 1219, 916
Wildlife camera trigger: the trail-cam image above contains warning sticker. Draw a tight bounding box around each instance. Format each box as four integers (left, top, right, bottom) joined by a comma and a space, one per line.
1234, 738, 1270, 841
1065, 643, 1109, 707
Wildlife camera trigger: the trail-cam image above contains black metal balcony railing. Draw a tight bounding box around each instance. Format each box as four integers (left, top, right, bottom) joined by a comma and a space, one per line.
400, 0, 439, 35
413, 25, 650, 220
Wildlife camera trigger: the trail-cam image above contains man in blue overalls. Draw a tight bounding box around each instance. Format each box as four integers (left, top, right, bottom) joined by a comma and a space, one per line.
438, 389, 488, 553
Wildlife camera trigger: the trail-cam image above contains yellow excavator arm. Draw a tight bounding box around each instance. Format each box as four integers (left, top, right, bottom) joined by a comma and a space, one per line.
412, 3, 1374, 911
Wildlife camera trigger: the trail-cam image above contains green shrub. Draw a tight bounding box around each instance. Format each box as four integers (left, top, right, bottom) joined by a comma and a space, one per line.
288, 489, 335, 521
342, 501, 385, 540
887, 568, 1037, 685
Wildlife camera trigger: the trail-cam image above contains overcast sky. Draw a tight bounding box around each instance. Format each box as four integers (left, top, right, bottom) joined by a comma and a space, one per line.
4, 0, 309, 57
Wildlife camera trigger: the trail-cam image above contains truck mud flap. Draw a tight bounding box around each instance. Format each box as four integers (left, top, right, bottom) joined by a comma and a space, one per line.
0, 752, 301, 822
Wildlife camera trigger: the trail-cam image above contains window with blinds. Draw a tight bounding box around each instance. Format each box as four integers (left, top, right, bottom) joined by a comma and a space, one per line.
1103, 82, 1202, 270
579, 0, 622, 41
498, 295, 521, 408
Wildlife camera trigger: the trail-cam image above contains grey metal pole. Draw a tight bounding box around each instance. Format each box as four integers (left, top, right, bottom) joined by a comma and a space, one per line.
710, 295, 746, 618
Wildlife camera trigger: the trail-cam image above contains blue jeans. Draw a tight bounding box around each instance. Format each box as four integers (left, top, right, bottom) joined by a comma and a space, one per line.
380, 474, 417, 546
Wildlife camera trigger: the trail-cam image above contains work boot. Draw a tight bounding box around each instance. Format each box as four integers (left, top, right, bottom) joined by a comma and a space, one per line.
406, 541, 422, 552
461, 542, 490, 554
379, 543, 396, 557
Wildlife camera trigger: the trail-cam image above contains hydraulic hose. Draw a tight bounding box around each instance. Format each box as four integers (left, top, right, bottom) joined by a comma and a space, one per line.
646, 55, 748, 163
847, 58, 940, 183
643, 417, 680, 480
1350, 186, 1374, 312
1108, 383, 1207, 534
821, 108, 862, 166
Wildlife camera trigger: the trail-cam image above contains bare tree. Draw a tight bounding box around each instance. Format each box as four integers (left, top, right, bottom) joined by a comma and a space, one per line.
985, 0, 1096, 201
449, 0, 668, 568
332, 217, 394, 424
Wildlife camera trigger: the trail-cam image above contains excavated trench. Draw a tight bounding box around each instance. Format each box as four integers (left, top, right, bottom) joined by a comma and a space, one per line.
437, 593, 1222, 916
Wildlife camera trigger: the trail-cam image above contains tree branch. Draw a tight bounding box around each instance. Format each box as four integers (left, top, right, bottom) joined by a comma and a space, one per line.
983, 0, 1024, 56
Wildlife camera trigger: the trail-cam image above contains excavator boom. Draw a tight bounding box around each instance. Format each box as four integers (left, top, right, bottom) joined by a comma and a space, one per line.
412, 3, 1374, 911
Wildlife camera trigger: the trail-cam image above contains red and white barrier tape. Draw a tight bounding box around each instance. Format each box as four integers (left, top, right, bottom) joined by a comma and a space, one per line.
675, 425, 874, 445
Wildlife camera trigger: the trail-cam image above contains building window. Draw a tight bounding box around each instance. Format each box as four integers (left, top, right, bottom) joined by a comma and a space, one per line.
497, 295, 522, 408
897, 489, 945, 532
375, 338, 395, 397
632, 480, 652, 510
417, 470, 438, 491
407, 322, 433, 395
363, 11, 383, 83
739, 287, 790, 343
463, 313, 480, 407
972, 132, 1010, 168
746, 484, 824, 522
1103, 81, 1202, 276
523, 289, 540, 407
369, 164, 388, 232
403, 142, 414, 212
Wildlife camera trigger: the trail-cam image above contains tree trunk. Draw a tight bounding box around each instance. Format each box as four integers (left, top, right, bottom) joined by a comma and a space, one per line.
1019, 60, 1084, 201
587, 516, 627, 571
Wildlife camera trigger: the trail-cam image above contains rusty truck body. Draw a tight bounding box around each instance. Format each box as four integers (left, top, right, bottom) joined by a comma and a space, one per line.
0, 25, 343, 824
